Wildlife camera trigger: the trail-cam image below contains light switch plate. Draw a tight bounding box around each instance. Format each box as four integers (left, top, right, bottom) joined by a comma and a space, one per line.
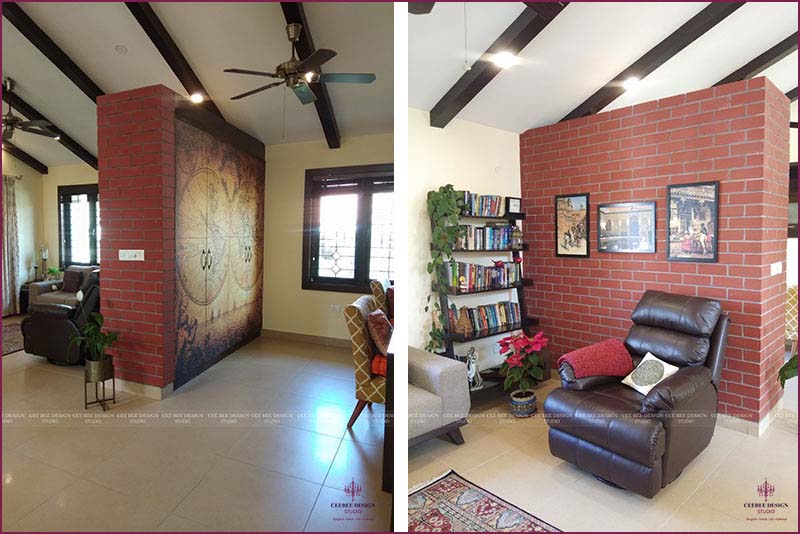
119, 249, 145, 261
771, 261, 782, 276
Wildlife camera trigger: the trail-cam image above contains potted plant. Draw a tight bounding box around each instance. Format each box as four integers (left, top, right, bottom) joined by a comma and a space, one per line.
46, 267, 61, 280
499, 331, 548, 417
69, 290, 119, 384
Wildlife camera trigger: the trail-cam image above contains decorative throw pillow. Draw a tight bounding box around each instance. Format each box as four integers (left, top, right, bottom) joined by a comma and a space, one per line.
367, 309, 393, 355
371, 354, 387, 377
622, 352, 680, 396
62, 270, 83, 293
386, 285, 394, 320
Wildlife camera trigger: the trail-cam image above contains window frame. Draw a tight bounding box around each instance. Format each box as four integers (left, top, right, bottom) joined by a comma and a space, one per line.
302, 163, 394, 293
57, 183, 100, 267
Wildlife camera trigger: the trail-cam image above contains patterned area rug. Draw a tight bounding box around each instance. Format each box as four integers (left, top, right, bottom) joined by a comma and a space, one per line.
409, 471, 560, 532
2, 319, 24, 355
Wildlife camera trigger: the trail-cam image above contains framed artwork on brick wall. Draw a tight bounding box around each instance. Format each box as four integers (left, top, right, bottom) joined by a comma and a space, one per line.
598, 201, 656, 253
667, 181, 719, 263
555, 193, 589, 257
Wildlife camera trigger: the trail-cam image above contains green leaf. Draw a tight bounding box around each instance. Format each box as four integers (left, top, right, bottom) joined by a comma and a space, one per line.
779, 354, 798, 388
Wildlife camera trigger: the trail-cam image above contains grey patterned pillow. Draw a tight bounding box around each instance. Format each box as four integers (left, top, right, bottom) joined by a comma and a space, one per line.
622, 352, 679, 395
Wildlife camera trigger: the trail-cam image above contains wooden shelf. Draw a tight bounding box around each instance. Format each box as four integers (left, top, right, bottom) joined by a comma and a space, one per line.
437, 279, 533, 296
459, 213, 525, 221
450, 244, 528, 253
449, 317, 539, 343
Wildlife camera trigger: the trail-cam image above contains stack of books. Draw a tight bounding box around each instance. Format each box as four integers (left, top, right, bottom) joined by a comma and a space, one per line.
460, 192, 505, 217
448, 301, 522, 337
443, 261, 522, 292
455, 224, 515, 250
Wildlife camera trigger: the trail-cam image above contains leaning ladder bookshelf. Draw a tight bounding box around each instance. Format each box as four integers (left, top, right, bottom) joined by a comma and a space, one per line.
428, 197, 550, 393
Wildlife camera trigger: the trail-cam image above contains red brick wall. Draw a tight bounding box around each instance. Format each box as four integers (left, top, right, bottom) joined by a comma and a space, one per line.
96, 85, 177, 389
520, 78, 790, 423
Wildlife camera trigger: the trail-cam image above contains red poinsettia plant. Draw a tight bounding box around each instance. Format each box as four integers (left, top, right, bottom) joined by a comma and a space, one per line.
498, 331, 549, 392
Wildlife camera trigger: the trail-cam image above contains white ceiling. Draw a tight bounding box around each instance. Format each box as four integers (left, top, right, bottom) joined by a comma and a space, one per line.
2, 1, 393, 168
410, 2, 799, 134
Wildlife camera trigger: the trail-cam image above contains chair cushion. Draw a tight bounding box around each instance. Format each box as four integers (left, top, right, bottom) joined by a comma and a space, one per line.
625, 325, 710, 367
408, 383, 444, 439
386, 286, 394, 319
371, 353, 387, 377
631, 290, 722, 336
622, 352, 679, 396
36, 291, 79, 306
543, 383, 666, 467
367, 309, 392, 355
62, 270, 83, 293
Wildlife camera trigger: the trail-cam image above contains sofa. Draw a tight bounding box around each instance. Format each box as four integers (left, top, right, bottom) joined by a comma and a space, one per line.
21, 272, 101, 365
543, 290, 729, 498
409, 347, 470, 446
29, 265, 100, 306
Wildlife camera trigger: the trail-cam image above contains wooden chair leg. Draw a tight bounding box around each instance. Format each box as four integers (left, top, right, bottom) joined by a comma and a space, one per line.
347, 400, 369, 428
446, 428, 465, 445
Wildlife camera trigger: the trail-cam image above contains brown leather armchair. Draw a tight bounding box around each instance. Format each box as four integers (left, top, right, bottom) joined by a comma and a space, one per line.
21, 273, 101, 365
543, 290, 729, 498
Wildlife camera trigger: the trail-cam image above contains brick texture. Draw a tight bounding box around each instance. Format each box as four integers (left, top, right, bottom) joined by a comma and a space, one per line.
520, 78, 790, 423
96, 85, 177, 388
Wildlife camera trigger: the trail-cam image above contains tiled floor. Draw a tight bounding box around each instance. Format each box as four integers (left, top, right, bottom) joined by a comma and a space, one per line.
409, 377, 798, 532
2, 335, 391, 532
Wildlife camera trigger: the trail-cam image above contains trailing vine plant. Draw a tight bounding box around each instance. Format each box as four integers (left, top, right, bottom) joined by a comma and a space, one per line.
425, 185, 466, 352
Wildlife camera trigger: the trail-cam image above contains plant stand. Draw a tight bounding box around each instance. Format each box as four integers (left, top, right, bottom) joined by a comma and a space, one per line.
84, 360, 116, 411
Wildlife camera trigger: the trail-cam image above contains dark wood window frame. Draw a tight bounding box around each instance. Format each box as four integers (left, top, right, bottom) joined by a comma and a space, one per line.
302, 163, 394, 293
57, 183, 99, 267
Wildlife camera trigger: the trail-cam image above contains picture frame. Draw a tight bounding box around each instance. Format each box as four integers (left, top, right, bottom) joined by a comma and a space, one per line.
597, 201, 656, 253
505, 196, 522, 215
555, 193, 589, 258
667, 181, 719, 263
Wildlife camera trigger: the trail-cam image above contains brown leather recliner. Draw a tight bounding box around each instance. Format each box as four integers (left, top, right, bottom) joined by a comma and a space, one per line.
543, 290, 729, 498
21, 273, 101, 366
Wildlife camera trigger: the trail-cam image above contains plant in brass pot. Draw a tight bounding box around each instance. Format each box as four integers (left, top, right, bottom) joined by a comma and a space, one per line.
499, 331, 548, 418
69, 290, 119, 383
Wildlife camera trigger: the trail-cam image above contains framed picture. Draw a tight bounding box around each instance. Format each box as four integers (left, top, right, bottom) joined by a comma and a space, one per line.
555, 193, 589, 257
667, 181, 719, 262
505, 196, 522, 215
598, 202, 656, 253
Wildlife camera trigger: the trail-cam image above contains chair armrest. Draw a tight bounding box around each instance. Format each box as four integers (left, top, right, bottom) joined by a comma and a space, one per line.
28, 280, 63, 304
641, 366, 712, 413
29, 303, 75, 320
558, 362, 621, 391
408, 348, 470, 419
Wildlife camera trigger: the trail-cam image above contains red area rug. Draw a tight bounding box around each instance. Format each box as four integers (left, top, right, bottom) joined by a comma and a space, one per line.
409, 471, 560, 532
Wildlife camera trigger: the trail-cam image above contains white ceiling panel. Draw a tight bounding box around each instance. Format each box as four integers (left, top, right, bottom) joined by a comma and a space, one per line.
408, 2, 527, 111
20, 2, 185, 96
457, 2, 709, 132
2, 18, 96, 165
608, 2, 798, 111
755, 51, 799, 94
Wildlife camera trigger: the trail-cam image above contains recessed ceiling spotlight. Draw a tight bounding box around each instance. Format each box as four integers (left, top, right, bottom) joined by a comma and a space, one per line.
623, 77, 640, 91
54, 135, 61, 141
490, 51, 517, 69
190, 93, 204, 104
113, 45, 128, 56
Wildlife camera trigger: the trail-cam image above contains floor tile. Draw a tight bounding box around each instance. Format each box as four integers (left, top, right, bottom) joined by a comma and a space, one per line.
325, 438, 385, 493
265, 392, 353, 438
173, 457, 320, 532
304, 485, 392, 532
344, 402, 386, 446
2, 450, 76, 528
290, 372, 357, 406
154, 514, 220, 532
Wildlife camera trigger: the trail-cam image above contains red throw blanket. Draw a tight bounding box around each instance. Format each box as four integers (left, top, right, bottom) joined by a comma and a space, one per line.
557, 338, 634, 379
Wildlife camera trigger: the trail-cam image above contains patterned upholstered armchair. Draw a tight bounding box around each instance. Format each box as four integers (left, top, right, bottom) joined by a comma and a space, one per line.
343, 295, 387, 427
370, 279, 392, 317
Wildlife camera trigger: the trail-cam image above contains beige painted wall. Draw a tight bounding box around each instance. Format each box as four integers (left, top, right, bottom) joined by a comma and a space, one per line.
263, 133, 394, 340
41, 164, 99, 269
2, 151, 44, 286
408, 107, 522, 369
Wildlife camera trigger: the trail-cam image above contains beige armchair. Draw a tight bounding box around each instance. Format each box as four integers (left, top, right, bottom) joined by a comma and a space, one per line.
343, 295, 387, 428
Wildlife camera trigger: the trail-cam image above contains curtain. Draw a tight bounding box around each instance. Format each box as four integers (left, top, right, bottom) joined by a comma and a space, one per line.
2, 175, 20, 316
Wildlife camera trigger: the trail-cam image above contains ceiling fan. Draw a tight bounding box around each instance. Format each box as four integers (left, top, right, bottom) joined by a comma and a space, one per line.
223, 23, 376, 104
2, 79, 60, 142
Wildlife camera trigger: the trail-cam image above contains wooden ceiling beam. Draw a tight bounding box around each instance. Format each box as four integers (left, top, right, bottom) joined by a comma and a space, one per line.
786, 87, 798, 102
430, 2, 568, 128
2, 92, 97, 169
2, 141, 48, 174
126, 2, 224, 119
280, 2, 341, 149
716, 32, 798, 86
562, 2, 745, 122
2, 1, 104, 102
408, 3, 435, 15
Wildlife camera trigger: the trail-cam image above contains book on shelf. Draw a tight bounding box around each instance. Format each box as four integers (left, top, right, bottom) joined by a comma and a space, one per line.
459, 191, 506, 217
443, 261, 522, 292
455, 224, 516, 250
447, 301, 522, 336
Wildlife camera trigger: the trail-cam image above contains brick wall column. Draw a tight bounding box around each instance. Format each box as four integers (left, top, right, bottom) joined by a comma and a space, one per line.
96, 85, 177, 391
520, 77, 790, 427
